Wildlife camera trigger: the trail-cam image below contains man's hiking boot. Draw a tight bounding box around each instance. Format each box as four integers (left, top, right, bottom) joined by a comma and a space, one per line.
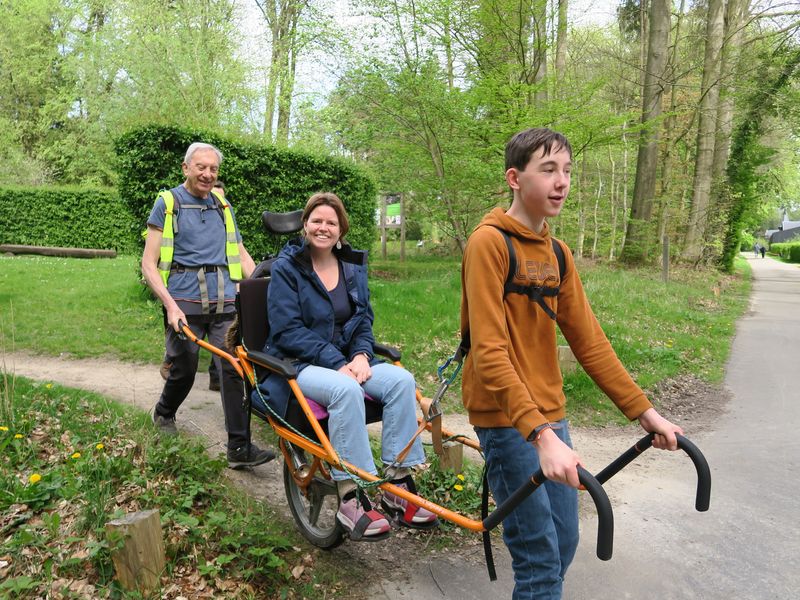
159, 361, 172, 380
208, 378, 221, 392
381, 475, 439, 529
336, 492, 391, 541
152, 411, 178, 436
227, 443, 275, 470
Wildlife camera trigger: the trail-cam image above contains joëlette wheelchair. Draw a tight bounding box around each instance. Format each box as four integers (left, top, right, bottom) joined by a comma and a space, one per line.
178, 209, 712, 579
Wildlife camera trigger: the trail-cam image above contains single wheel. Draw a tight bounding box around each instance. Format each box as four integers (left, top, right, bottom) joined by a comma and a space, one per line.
283, 444, 345, 549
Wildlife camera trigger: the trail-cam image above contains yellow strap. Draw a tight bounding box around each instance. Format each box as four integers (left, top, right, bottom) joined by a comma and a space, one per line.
158, 191, 175, 287
211, 190, 243, 282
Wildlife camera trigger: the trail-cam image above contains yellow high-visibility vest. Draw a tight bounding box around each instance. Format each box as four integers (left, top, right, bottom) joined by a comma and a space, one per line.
156, 189, 243, 287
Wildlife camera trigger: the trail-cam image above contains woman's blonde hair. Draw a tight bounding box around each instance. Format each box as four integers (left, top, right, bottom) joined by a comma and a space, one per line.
302, 192, 350, 239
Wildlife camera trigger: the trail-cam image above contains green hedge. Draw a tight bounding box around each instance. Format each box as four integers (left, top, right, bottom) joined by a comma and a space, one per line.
0, 186, 138, 252
115, 126, 377, 259
770, 242, 800, 262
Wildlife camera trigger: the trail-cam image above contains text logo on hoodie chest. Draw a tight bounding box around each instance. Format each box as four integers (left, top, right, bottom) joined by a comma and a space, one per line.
514, 260, 559, 285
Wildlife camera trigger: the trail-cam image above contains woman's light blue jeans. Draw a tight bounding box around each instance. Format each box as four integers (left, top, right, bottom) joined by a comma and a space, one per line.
476, 420, 579, 600
296, 363, 425, 480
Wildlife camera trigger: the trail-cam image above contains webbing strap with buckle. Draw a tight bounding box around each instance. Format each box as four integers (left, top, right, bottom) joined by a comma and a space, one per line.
196, 267, 225, 315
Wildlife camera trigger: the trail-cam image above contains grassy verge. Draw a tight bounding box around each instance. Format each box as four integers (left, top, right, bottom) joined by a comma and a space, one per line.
0, 374, 356, 599
369, 254, 751, 424
0, 251, 751, 424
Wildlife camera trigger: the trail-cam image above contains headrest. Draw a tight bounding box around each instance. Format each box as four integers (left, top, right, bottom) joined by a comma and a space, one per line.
262, 210, 303, 235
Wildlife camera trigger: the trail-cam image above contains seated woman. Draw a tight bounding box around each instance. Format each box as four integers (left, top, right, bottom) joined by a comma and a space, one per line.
260, 192, 437, 541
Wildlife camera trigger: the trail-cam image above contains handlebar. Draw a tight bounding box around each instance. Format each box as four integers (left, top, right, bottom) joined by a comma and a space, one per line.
483, 465, 614, 561
176, 320, 244, 379
593, 433, 711, 512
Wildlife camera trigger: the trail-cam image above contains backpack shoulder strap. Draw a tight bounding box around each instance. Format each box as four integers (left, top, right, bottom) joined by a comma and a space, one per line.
551, 238, 566, 282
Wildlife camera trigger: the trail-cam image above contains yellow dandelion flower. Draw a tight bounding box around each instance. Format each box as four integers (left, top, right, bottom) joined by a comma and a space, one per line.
96, 443, 105, 450
14, 434, 23, 439
453, 484, 464, 492
45, 383, 53, 389
71, 452, 81, 459
0, 426, 8, 431
456, 474, 465, 481
29, 473, 42, 485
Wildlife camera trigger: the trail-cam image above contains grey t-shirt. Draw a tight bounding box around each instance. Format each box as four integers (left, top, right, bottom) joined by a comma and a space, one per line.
147, 185, 243, 302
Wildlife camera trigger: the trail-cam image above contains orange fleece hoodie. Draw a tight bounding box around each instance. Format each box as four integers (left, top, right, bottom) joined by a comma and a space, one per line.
460, 207, 652, 439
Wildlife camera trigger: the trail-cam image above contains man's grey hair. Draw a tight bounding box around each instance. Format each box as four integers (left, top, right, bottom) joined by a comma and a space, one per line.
184, 142, 223, 165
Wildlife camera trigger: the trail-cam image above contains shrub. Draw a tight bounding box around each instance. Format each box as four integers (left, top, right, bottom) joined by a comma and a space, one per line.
115, 126, 377, 259
0, 186, 138, 253
770, 242, 800, 262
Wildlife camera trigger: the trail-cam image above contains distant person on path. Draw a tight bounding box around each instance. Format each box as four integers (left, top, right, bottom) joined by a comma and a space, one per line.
142, 143, 274, 469
760, 244, 766, 259
754, 242, 760, 258
258, 192, 438, 540
460, 127, 684, 600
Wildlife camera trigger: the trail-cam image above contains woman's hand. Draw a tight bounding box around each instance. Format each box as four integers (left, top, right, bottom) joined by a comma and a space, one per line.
347, 353, 372, 384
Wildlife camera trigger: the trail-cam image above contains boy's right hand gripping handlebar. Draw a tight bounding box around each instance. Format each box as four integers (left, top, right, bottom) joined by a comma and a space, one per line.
594, 433, 712, 512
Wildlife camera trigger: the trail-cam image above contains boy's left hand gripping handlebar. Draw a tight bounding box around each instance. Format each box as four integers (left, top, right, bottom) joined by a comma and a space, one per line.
482, 466, 614, 561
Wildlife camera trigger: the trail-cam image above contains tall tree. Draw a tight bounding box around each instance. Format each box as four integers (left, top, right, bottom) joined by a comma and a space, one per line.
620, 0, 670, 264
682, 0, 726, 262
719, 47, 800, 271
254, 0, 309, 144
711, 0, 749, 181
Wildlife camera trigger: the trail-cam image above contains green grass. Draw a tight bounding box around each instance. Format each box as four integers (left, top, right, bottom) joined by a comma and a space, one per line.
0, 255, 163, 362
369, 254, 751, 424
0, 374, 357, 599
0, 252, 751, 424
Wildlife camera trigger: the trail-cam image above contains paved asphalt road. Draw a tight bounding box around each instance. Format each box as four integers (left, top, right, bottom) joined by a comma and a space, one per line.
564, 255, 800, 599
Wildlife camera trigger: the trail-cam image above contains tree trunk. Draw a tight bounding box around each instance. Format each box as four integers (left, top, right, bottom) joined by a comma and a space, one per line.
574, 155, 585, 259
533, 0, 548, 104
657, 0, 685, 245
555, 0, 568, 86
683, 0, 726, 262
621, 0, 670, 264
711, 0, 749, 181
592, 158, 603, 259
608, 146, 618, 260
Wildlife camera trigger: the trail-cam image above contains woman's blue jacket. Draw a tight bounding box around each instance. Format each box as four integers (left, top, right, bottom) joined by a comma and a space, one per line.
253, 237, 379, 417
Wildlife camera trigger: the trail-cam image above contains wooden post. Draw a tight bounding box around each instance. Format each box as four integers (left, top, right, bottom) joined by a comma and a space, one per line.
105, 509, 165, 593
558, 345, 578, 374
439, 441, 464, 472
380, 196, 388, 259
399, 193, 406, 262
662, 235, 670, 283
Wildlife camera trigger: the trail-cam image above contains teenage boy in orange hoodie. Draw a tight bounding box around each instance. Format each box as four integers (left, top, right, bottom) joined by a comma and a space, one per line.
461, 128, 683, 599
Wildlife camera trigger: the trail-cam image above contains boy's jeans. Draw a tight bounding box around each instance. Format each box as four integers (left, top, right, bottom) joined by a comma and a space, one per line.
296, 363, 425, 480
476, 420, 579, 600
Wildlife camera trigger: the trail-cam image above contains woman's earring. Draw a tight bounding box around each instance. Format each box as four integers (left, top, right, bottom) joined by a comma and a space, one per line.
336, 240, 342, 250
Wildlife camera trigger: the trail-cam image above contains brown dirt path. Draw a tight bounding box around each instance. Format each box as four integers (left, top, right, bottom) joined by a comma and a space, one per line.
2, 350, 726, 599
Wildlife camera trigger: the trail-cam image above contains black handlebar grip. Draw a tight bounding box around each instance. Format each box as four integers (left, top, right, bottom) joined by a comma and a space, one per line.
676, 434, 712, 512
482, 467, 614, 561
578, 465, 614, 560
595, 433, 711, 513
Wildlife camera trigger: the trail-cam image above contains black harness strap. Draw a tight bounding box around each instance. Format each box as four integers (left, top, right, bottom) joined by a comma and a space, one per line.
496, 227, 561, 321
481, 463, 497, 581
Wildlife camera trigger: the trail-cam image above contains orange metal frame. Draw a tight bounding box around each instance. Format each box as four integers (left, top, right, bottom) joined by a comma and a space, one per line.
181, 324, 488, 533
